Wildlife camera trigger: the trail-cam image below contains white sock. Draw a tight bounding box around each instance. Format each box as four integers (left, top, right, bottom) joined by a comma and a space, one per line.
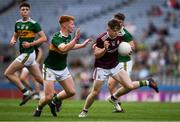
146, 80, 149, 86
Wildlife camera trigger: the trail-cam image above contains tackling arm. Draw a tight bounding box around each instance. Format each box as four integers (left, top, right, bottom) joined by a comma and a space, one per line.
58, 37, 78, 53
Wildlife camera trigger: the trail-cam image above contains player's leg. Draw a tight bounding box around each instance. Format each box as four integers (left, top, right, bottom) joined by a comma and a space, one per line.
107, 63, 127, 112
48, 67, 74, 116
20, 68, 33, 91
108, 61, 133, 94
126, 60, 133, 76
31, 77, 41, 100
34, 66, 55, 117
113, 69, 159, 97
27, 63, 43, 85
4, 60, 25, 90
49, 77, 75, 116
108, 76, 124, 112
108, 62, 158, 111
108, 69, 159, 111
34, 79, 55, 117
4, 59, 35, 106
56, 76, 76, 100
32, 63, 42, 100
108, 77, 118, 95
79, 79, 104, 118
108, 61, 132, 112
79, 67, 106, 118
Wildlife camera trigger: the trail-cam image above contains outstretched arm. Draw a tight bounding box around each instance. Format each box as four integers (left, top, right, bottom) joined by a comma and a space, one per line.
58, 28, 80, 53
73, 38, 92, 50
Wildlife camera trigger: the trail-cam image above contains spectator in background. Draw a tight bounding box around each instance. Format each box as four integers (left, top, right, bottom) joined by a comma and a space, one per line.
147, 5, 163, 17
167, 0, 180, 9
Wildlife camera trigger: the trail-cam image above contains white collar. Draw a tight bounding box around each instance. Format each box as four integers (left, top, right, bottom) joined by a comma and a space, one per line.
21, 17, 31, 22
60, 31, 68, 37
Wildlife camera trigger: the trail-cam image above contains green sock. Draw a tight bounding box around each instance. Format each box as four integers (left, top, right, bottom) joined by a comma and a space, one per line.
53, 95, 60, 104
139, 80, 148, 87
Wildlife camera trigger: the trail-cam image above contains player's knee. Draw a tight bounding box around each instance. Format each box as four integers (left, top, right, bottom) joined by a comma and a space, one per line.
34, 76, 43, 85
4, 70, 10, 78
20, 76, 26, 81
67, 89, 76, 97
92, 90, 100, 97
108, 83, 113, 91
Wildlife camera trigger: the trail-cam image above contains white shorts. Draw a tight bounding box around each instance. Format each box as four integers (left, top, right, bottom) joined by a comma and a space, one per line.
93, 63, 123, 81
15, 51, 36, 66
42, 65, 71, 82
22, 67, 29, 73
119, 60, 133, 76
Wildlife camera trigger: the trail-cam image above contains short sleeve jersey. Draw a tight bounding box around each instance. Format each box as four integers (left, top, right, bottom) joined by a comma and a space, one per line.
15, 18, 42, 54
118, 27, 133, 62
95, 32, 123, 69
44, 32, 71, 70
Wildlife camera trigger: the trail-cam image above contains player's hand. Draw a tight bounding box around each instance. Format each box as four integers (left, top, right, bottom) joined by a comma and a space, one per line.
104, 41, 110, 50
128, 50, 133, 55
75, 28, 80, 41
22, 41, 31, 48
92, 44, 96, 50
83, 38, 92, 47
9, 40, 16, 47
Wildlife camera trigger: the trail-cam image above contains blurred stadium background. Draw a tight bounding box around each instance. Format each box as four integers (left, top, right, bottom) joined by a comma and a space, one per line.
0, 0, 180, 102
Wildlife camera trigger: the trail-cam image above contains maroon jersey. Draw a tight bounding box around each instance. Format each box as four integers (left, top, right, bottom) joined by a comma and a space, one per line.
95, 32, 123, 69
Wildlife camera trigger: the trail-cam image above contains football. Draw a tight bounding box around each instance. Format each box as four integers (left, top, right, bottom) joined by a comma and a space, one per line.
118, 42, 132, 56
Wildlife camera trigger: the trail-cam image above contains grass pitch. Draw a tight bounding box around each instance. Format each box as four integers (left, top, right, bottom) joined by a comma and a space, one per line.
0, 99, 180, 122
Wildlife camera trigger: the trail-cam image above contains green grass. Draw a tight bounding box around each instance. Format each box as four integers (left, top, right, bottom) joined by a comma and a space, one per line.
0, 99, 180, 122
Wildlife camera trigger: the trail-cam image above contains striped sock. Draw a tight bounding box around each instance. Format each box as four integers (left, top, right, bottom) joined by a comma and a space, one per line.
53, 95, 61, 104
139, 80, 149, 87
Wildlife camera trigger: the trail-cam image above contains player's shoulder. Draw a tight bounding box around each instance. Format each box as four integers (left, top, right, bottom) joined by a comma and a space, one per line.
119, 27, 130, 36
97, 32, 108, 41
29, 18, 38, 24
16, 19, 21, 23
53, 31, 61, 38
15, 18, 38, 24
52, 31, 65, 41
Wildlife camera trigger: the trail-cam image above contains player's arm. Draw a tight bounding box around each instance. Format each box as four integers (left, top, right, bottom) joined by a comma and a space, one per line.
94, 41, 109, 59
128, 40, 135, 51
22, 23, 47, 48
29, 31, 47, 47
58, 28, 80, 52
72, 38, 92, 50
122, 28, 135, 51
9, 32, 18, 46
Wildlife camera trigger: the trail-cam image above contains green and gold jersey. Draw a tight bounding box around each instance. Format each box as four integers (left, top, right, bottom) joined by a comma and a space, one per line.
15, 18, 42, 54
118, 27, 133, 62
44, 31, 71, 70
